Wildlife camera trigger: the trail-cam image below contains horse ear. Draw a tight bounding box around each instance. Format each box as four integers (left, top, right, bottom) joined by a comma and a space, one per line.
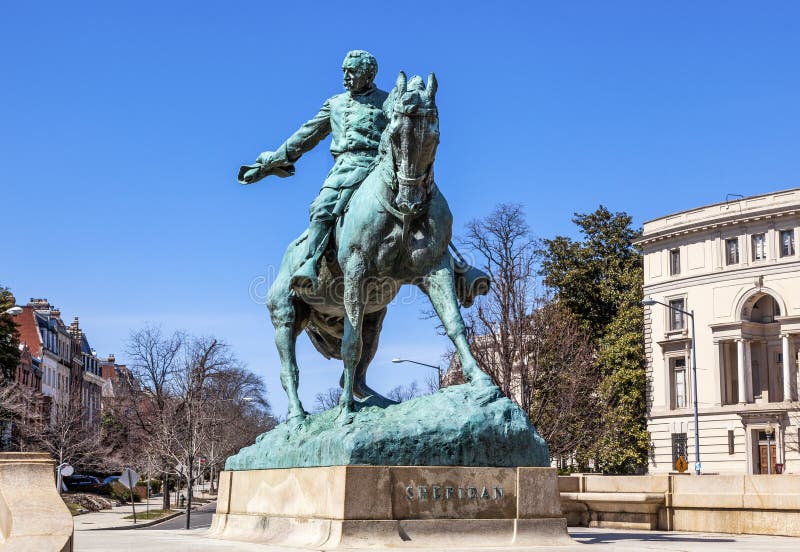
395, 71, 407, 94
426, 73, 437, 102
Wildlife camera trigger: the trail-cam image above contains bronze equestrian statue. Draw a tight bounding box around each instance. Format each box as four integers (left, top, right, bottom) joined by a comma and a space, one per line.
239, 52, 489, 424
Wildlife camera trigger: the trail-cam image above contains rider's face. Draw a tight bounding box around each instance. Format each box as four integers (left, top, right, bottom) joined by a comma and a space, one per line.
342, 66, 371, 94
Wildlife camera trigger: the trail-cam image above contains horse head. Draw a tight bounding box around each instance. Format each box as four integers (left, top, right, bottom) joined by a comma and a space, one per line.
388, 71, 439, 214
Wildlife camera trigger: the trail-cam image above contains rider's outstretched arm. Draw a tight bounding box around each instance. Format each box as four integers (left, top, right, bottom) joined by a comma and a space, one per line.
260, 99, 333, 167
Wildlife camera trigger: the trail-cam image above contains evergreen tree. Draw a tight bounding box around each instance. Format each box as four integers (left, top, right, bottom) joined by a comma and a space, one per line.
539, 207, 648, 473
539, 206, 640, 339
0, 287, 20, 381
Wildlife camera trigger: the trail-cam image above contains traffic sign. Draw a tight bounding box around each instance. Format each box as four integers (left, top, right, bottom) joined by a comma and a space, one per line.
675, 456, 688, 473
119, 468, 140, 489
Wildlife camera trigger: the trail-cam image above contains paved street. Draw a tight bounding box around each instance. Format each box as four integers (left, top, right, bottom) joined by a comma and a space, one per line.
74, 501, 800, 552
142, 500, 216, 530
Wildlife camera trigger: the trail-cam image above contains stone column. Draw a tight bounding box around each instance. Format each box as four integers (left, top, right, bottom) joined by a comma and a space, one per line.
713, 341, 722, 406
783, 334, 793, 401
737, 338, 747, 404
745, 340, 754, 403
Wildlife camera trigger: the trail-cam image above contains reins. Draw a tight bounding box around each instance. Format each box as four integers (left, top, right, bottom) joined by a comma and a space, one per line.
375, 182, 437, 243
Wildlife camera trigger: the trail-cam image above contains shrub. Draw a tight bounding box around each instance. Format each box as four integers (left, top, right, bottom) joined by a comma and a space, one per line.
108, 481, 142, 503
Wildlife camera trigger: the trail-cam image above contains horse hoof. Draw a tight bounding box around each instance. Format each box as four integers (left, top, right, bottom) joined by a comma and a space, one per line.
334, 408, 355, 427
355, 393, 399, 409
286, 411, 307, 431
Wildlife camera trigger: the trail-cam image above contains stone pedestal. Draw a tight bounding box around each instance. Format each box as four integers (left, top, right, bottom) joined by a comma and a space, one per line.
0, 452, 73, 552
209, 466, 571, 549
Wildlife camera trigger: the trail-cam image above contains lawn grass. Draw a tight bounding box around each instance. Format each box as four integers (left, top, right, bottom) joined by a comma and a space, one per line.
122, 509, 173, 521
64, 502, 82, 516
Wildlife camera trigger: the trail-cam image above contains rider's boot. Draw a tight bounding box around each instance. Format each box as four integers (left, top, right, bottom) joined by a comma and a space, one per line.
291, 220, 331, 292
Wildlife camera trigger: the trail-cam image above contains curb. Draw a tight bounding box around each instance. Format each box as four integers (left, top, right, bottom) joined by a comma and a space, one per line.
86, 509, 186, 531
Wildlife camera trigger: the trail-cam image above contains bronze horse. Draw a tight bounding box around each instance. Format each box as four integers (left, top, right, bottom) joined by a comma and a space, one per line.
267, 72, 491, 423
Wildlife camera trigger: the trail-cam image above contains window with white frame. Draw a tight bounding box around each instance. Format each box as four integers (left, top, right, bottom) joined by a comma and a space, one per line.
671, 356, 688, 409
725, 238, 739, 265
780, 230, 795, 257
669, 248, 681, 275
752, 233, 767, 261
668, 298, 686, 331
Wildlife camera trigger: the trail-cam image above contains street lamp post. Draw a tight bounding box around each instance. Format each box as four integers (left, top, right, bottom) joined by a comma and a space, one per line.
1, 307, 22, 317
643, 297, 701, 476
391, 358, 442, 388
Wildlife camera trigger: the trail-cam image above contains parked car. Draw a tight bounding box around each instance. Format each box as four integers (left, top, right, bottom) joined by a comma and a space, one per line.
99, 475, 120, 495
101, 475, 120, 486
63, 475, 102, 493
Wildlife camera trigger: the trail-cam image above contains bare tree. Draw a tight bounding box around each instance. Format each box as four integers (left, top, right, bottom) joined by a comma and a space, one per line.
460, 204, 601, 465
200, 366, 273, 493
387, 381, 422, 403
124, 325, 184, 510
463, 204, 539, 410
19, 394, 107, 471
517, 300, 599, 459
313, 387, 342, 412
119, 326, 273, 519
151, 336, 271, 529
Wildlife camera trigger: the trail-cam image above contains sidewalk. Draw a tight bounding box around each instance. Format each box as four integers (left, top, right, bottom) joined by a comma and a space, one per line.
74, 526, 800, 552
73, 494, 180, 531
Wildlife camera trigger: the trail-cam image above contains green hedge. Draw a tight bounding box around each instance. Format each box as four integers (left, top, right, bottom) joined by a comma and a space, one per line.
108, 481, 142, 503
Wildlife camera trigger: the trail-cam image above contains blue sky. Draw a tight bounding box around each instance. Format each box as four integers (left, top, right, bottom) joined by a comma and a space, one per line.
3, 2, 800, 415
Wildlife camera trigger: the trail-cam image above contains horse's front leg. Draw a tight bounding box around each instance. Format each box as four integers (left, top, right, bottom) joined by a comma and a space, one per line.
421, 253, 493, 386
338, 253, 367, 423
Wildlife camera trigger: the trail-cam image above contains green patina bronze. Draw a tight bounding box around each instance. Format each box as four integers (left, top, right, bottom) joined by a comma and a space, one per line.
226, 382, 548, 470
231, 51, 548, 468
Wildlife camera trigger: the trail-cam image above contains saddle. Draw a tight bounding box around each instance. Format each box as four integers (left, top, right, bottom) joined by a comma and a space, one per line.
304, 218, 490, 309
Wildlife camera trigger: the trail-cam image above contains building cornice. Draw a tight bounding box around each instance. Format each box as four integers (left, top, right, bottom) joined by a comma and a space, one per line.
637, 188, 800, 247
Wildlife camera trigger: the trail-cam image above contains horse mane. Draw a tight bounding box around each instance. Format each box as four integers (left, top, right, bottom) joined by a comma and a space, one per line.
369, 75, 433, 174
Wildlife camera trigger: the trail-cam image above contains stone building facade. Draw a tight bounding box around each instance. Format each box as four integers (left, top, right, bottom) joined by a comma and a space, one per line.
14, 301, 75, 414
640, 188, 800, 474
13, 299, 106, 431
8, 343, 50, 446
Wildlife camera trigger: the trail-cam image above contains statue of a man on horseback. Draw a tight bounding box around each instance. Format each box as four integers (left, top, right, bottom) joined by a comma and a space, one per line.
238, 51, 491, 424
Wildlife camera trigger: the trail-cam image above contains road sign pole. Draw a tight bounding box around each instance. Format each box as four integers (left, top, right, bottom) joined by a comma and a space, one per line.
131, 484, 137, 523
121, 468, 140, 524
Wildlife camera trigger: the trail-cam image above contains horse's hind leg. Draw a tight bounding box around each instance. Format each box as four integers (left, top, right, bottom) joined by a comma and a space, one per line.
268, 284, 308, 422
345, 307, 398, 408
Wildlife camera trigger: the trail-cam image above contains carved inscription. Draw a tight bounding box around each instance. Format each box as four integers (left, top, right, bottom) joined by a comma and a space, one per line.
405, 484, 504, 501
